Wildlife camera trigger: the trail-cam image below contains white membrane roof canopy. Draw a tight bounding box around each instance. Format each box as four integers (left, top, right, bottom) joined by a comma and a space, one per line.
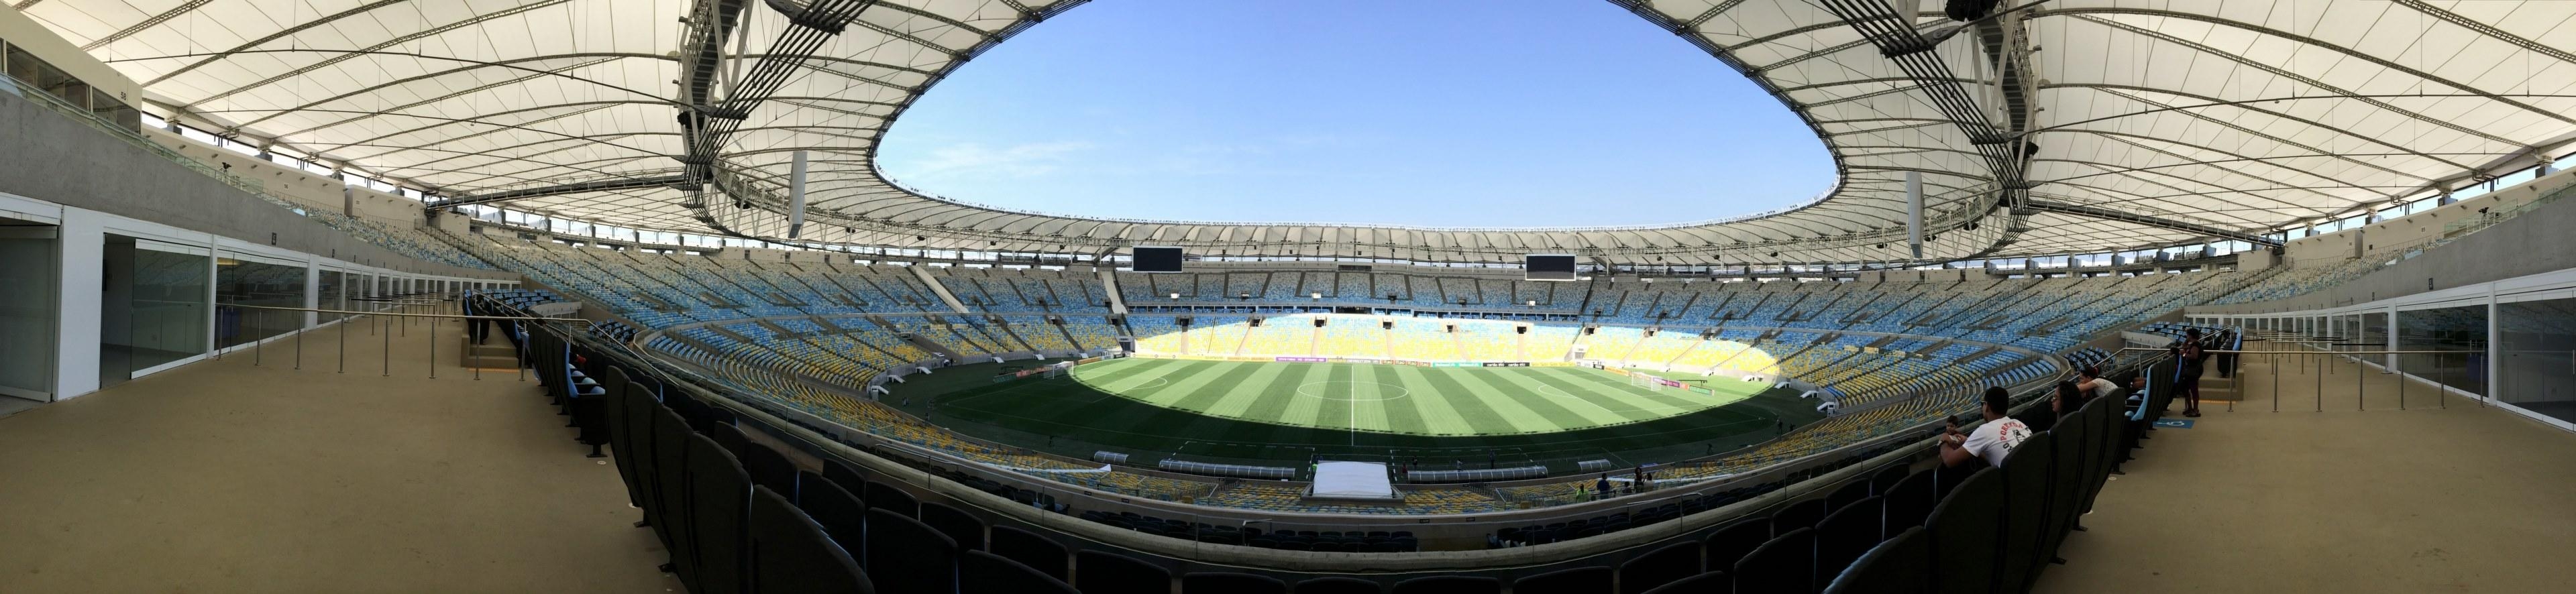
24, 0, 2576, 265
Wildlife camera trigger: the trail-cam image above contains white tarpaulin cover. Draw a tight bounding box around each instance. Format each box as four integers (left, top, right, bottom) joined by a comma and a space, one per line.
1309, 461, 1396, 500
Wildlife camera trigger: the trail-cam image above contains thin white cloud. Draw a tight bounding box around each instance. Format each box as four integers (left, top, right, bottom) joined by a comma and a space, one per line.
890, 141, 1099, 179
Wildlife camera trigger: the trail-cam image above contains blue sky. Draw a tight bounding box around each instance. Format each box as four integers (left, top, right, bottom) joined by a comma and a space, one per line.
874, 0, 1833, 228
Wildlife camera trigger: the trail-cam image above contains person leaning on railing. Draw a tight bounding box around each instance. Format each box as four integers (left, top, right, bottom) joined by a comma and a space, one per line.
2074, 366, 2117, 400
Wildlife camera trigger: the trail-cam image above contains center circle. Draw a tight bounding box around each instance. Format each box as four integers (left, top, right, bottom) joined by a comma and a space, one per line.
1294, 380, 1413, 402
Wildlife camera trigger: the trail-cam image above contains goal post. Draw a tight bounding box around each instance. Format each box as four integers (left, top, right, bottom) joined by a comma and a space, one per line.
1629, 372, 1661, 390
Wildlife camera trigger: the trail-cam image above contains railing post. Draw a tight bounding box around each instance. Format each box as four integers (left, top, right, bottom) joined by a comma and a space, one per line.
2270, 351, 2279, 412
2438, 352, 2449, 409
382, 313, 392, 377
2459, 352, 2473, 408
292, 311, 303, 370
428, 313, 438, 379
253, 307, 264, 367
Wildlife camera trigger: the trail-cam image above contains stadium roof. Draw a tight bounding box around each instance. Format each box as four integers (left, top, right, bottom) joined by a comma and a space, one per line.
25, 0, 2576, 265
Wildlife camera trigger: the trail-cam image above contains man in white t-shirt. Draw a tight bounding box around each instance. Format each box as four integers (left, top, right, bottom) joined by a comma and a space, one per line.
1941, 387, 2031, 468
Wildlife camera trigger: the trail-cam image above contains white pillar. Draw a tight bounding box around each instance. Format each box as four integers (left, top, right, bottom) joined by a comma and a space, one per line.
2486, 287, 2500, 404
54, 208, 105, 400
2383, 304, 2398, 373
304, 256, 321, 329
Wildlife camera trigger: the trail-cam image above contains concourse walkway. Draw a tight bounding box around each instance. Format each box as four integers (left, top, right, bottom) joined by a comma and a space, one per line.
0, 314, 678, 593
2035, 351, 2576, 593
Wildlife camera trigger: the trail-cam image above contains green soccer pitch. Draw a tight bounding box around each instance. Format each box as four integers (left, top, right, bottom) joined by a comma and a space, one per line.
883, 358, 1829, 469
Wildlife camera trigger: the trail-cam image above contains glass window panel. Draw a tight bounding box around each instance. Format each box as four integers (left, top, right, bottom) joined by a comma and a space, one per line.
2359, 311, 2388, 351
318, 270, 345, 322
2398, 305, 2489, 397
0, 227, 56, 398
101, 237, 209, 385
215, 255, 306, 349
2497, 298, 2576, 424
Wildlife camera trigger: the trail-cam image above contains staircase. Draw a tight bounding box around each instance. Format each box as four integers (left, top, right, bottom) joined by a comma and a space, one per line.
460, 337, 517, 369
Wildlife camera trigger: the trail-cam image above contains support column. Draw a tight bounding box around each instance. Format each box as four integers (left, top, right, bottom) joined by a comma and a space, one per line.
54, 208, 105, 400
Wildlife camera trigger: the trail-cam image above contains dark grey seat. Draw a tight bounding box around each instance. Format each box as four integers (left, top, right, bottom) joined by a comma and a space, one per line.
961, 550, 1075, 594
747, 486, 873, 594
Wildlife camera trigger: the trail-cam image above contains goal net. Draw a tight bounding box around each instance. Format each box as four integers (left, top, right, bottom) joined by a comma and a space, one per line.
1629, 372, 1663, 390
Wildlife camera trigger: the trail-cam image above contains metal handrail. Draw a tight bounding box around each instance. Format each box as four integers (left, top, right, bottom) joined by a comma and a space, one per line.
2116, 347, 2479, 355
217, 302, 591, 323
2114, 344, 2481, 412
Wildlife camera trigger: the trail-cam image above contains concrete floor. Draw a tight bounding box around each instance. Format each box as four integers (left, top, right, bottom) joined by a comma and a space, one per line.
2035, 351, 2576, 593
0, 315, 680, 593
8, 319, 2574, 593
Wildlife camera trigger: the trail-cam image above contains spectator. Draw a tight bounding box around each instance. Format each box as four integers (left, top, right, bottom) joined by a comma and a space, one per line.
2074, 367, 2118, 400
1940, 387, 2031, 468
463, 292, 492, 345
2031, 380, 2080, 432
2176, 329, 2210, 417
2052, 379, 2092, 428
1594, 473, 1613, 500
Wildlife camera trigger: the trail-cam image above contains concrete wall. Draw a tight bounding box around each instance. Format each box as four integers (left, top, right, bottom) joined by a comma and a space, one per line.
2191, 187, 2576, 315
136, 127, 427, 227
0, 92, 508, 280
2273, 169, 2566, 270
0, 5, 142, 107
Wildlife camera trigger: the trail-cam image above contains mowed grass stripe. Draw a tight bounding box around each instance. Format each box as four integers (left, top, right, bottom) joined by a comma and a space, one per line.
900, 359, 1820, 465
1238, 363, 1335, 429
1317, 365, 1360, 432
1505, 369, 1662, 426
1383, 365, 1459, 435
1226, 365, 1324, 453
1349, 365, 1391, 433
1514, 367, 1679, 424
1399, 366, 1519, 435
1444, 367, 1612, 433
1407, 367, 1540, 434
1358, 364, 1425, 434
1550, 367, 1743, 412
1201, 362, 1297, 419
1527, 368, 1714, 416
1279, 363, 1336, 430
1150, 361, 1251, 408
943, 380, 1179, 444
1077, 356, 1169, 385
1074, 357, 1190, 394
1158, 361, 1270, 412
1157, 363, 1291, 446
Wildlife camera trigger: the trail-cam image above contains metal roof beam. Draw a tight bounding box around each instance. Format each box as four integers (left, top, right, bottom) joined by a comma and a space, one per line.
2021, 200, 2279, 247
426, 175, 698, 210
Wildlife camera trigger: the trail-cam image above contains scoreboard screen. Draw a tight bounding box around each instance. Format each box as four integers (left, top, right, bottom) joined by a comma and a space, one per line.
1132, 246, 1185, 273
1525, 254, 1578, 281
